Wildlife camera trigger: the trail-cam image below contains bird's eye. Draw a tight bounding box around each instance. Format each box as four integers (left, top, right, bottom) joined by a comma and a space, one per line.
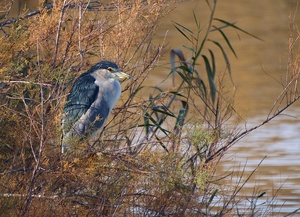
107, 67, 113, 72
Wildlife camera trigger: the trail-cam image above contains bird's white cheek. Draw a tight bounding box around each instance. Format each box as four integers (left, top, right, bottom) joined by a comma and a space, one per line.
104, 79, 121, 110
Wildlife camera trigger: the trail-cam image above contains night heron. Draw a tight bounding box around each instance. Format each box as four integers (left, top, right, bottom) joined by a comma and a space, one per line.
61, 61, 133, 153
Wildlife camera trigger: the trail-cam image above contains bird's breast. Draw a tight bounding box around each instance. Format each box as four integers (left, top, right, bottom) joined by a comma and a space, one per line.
95, 78, 121, 111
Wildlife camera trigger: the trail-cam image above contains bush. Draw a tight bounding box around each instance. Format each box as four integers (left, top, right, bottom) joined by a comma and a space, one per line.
1, 0, 299, 216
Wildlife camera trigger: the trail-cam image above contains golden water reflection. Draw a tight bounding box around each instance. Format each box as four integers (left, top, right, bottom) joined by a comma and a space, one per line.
154, 0, 300, 118
153, 0, 300, 214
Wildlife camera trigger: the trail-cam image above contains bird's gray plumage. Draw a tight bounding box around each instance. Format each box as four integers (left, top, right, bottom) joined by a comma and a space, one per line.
61, 61, 132, 153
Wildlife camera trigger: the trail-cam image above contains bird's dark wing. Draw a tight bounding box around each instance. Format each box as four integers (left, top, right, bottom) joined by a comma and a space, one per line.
63, 73, 99, 134
87, 93, 110, 133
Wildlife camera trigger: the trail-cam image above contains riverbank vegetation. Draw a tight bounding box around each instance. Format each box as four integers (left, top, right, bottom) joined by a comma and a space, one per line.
0, 0, 299, 216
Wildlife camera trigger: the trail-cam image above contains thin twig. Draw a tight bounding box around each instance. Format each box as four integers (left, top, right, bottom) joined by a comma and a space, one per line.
78, 0, 83, 65
267, 69, 300, 119
21, 38, 46, 216
0, 80, 52, 87
53, 0, 68, 68
206, 94, 300, 163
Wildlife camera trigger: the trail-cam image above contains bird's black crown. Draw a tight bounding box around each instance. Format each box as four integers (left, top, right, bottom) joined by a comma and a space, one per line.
87, 61, 119, 74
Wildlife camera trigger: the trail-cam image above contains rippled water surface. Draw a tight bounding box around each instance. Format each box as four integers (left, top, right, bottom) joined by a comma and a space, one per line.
219, 108, 300, 214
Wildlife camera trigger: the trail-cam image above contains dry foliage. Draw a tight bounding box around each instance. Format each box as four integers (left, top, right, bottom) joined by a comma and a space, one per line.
1, 0, 300, 216
0, 0, 180, 216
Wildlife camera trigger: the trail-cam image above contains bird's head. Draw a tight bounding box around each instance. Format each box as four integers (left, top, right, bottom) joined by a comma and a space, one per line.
90, 61, 133, 80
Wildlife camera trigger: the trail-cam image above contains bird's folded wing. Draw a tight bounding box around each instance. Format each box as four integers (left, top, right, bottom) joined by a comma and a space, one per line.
62, 74, 99, 134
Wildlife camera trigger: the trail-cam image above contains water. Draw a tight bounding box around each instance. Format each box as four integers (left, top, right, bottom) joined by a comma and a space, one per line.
153, 0, 300, 215
219, 109, 300, 215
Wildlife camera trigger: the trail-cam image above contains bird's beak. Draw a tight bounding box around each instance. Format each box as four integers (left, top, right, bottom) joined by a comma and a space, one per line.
114, 71, 134, 80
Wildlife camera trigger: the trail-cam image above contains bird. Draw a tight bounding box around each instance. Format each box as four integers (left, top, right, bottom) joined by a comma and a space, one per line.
61, 61, 133, 153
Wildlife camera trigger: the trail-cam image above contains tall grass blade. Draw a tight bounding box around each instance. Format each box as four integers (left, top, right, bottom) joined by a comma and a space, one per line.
130, 86, 145, 98
208, 39, 235, 84
209, 40, 230, 72
170, 49, 188, 68
143, 112, 151, 137
174, 101, 188, 135
193, 69, 208, 99
212, 25, 237, 57
193, 11, 200, 29
257, 192, 266, 198
214, 18, 263, 41
173, 21, 195, 43
202, 54, 216, 103
206, 189, 218, 209
170, 49, 189, 86
150, 112, 171, 137
152, 106, 175, 118
182, 45, 196, 53
208, 49, 216, 77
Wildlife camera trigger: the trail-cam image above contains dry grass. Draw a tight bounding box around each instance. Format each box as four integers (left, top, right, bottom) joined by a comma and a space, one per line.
0, 1, 173, 215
